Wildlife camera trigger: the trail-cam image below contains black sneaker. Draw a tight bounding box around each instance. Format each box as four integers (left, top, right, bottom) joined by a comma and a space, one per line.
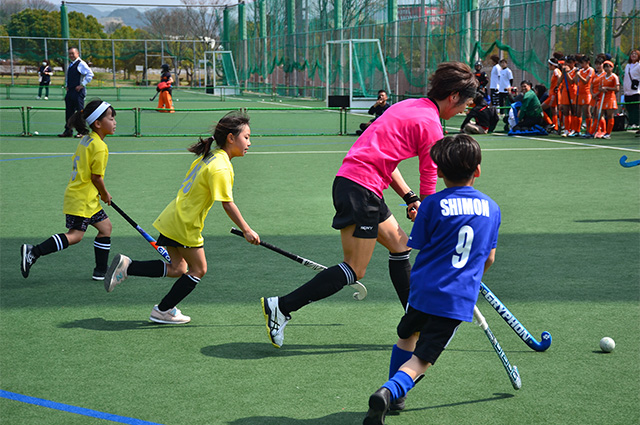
20, 244, 37, 278
57, 132, 72, 138
363, 387, 391, 425
389, 396, 406, 411
92, 268, 106, 281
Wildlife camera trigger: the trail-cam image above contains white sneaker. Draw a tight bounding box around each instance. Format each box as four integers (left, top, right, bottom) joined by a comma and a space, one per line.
561, 130, 568, 137
602, 134, 611, 139
104, 254, 131, 292
36, 96, 41, 100
150, 305, 191, 324
261, 297, 290, 348
44, 96, 48, 100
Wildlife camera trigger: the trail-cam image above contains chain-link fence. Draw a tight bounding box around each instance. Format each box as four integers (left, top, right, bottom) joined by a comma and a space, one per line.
1, 0, 638, 100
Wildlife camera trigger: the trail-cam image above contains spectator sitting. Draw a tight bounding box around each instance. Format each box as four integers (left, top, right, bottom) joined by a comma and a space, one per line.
535, 84, 549, 104
513, 80, 543, 130
356, 90, 391, 135
460, 93, 498, 134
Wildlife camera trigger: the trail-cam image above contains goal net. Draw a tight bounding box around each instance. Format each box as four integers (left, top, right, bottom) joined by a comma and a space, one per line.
325, 39, 391, 111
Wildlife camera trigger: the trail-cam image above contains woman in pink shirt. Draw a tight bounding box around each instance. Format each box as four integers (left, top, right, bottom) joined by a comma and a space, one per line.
261, 62, 478, 349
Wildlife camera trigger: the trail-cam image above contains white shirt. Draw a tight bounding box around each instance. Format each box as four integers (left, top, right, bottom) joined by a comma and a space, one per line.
69, 58, 94, 87
490, 64, 501, 90
623, 62, 640, 96
499, 67, 513, 92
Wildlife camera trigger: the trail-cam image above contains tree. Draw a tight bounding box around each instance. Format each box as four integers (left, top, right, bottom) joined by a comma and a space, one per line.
110, 26, 150, 80
5, 8, 61, 63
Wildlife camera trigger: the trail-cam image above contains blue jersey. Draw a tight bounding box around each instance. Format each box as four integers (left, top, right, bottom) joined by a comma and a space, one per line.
407, 186, 501, 322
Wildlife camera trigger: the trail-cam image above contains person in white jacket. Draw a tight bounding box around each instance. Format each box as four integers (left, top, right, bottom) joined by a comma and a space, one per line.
623, 49, 640, 133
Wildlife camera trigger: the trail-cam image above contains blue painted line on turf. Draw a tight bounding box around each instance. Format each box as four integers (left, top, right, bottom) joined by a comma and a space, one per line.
0, 390, 164, 425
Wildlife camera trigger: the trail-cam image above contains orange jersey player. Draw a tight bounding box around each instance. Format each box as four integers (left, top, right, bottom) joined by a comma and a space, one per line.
542, 58, 562, 131
599, 60, 620, 139
576, 55, 595, 136
559, 55, 578, 136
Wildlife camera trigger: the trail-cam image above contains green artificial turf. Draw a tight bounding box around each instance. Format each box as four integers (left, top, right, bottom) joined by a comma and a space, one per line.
1, 117, 639, 424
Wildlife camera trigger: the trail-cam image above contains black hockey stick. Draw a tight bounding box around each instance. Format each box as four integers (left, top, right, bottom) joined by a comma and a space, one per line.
230, 228, 367, 300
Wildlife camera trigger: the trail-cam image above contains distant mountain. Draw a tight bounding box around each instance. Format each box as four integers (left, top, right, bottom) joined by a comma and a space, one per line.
67, 4, 108, 19
107, 8, 146, 29
66, 4, 148, 30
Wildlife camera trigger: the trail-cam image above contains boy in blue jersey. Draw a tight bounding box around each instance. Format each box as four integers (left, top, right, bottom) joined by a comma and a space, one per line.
363, 134, 501, 425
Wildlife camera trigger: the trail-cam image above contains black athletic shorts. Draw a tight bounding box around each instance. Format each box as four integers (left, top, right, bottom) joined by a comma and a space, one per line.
397, 306, 461, 365
65, 209, 108, 232
157, 233, 202, 249
331, 176, 392, 239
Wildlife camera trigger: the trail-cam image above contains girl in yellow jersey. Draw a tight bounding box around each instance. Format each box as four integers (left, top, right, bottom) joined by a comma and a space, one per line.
21, 100, 116, 280
104, 112, 260, 324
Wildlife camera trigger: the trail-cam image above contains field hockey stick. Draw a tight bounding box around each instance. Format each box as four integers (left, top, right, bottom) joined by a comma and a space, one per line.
230, 228, 367, 300
620, 155, 640, 167
149, 90, 159, 101
473, 305, 522, 390
479, 282, 551, 352
594, 94, 606, 138
110, 201, 171, 263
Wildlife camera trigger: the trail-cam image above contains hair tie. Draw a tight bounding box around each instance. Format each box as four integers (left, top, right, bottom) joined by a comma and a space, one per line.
86, 102, 111, 125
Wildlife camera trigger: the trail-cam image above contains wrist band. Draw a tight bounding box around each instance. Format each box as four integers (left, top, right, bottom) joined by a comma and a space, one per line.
403, 190, 420, 204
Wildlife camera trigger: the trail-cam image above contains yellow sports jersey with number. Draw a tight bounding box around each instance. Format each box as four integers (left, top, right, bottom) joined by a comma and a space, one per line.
62, 131, 108, 217
153, 148, 234, 247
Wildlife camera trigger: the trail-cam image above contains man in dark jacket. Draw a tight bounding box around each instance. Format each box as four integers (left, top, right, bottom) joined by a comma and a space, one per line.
59, 47, 93, 137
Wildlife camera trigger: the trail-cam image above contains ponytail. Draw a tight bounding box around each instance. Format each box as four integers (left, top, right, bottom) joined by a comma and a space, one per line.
188, 111, 250, 157
188, 136, 215, 157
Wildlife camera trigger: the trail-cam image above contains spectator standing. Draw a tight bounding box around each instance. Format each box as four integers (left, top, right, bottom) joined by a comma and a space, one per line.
623, 49, 640, 132
59, 47, 94, 138
37, 59, 53, 100
498, 59, 514, 111
489, 55, 501, 107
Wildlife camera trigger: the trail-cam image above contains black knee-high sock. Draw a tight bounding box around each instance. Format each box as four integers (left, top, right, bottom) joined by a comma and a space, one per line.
158, 274, 200, 311
389, 250, 411, 308
32, 233, 69, 258
127, 260, 167, 278
279, 262, 356, 315
93, 237, 110, 272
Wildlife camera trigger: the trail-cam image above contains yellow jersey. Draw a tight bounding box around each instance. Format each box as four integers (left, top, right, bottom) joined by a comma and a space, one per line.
154, 148, 234, 247
62, 131, 108, 217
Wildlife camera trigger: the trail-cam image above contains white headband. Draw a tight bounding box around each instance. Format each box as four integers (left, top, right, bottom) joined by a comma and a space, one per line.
548, 59, 558, 67
86, 101, 111, 125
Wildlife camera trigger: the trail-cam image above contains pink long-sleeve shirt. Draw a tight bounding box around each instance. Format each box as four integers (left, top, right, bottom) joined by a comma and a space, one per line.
336, 98, 441, 199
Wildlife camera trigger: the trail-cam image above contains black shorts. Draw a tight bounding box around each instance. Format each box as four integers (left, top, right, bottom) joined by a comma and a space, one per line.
331, 176, 392, 239
65, 209, 108, 232
157, 233, 202, 249
397, 306, 461, 365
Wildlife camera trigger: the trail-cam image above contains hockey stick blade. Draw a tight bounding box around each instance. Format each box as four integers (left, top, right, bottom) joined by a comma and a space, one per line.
474, 306, 522, 390
110, 201, 171, 263
230, 228, 367, 300
480, 282, 551, 351
620, 155, 640, 168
